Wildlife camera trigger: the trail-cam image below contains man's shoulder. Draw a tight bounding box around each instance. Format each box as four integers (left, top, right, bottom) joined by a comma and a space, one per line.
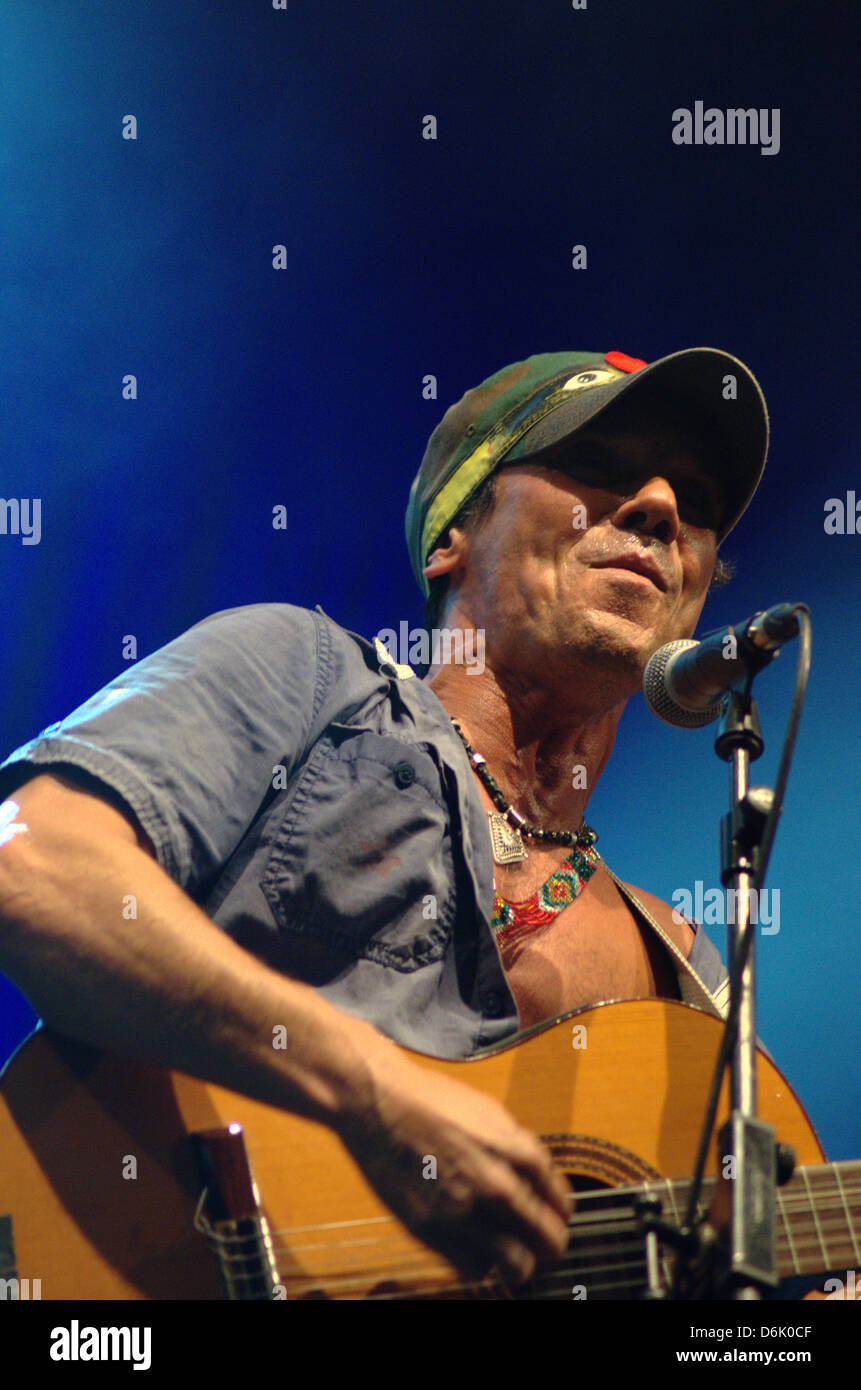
184, 601, 371, 657
615, 878, 696, 960
185, 600, 318, 638
615, 875, 729, 1001
179, 601, 379, 672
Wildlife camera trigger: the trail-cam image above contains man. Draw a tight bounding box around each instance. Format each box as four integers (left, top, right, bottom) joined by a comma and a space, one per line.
0, 346, 766, 1289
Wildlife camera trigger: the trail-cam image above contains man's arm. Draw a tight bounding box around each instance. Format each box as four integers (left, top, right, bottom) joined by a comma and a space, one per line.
0, 773, 569, 1285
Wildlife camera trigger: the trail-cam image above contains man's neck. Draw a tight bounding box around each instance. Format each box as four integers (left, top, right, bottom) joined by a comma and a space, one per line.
424, 661, 626, 832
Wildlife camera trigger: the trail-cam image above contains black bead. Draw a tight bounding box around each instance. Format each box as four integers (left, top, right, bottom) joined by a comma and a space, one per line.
451, 717, 597, 851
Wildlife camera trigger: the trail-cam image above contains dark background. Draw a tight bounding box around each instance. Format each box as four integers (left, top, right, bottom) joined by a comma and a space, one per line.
1, 2, 858, 1158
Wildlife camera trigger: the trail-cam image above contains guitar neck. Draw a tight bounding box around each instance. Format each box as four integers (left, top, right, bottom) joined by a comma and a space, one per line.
696, 1159, 860, 1279
565, 1160, 861, 1298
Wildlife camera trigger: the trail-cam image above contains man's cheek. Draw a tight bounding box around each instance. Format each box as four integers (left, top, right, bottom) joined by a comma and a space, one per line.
679, 589, 712, 636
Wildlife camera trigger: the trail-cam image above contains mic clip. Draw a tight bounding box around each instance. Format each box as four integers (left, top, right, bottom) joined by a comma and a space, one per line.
713, 686, 765, 761
720, 785, 775, 887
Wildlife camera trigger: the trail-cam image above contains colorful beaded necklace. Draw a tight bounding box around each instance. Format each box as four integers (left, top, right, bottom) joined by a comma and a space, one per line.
450, 718, 601, 966
491, 844, 601, 966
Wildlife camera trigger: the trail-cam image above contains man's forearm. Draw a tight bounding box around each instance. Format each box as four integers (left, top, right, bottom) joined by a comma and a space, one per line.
0, 779, 573, 1284
0, 819, 382, 1132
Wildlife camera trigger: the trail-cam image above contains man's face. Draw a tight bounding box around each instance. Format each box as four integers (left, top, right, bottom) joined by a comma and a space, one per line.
437, 404, 725, 697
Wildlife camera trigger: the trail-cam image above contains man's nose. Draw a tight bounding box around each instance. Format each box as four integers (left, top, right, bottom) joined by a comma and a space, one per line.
610, 477, 681, 545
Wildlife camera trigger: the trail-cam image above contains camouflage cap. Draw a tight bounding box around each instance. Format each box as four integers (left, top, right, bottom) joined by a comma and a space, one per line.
405, 348, 769, 598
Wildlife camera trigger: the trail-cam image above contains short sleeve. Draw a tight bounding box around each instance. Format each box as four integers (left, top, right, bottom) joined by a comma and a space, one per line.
0, 604, 323, 894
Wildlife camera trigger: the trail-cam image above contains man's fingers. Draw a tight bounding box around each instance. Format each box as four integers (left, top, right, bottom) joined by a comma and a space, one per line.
489, 1237, 537, 1289
489, 1125, 572, 1229
418, 1155, 569, 1287
435, 1230, 535, 1290
512, 1140, 572, 1224
475, 1165, 570, 1269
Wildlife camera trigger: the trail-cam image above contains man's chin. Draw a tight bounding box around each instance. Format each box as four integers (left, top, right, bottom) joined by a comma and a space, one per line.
551, 623, 658, 702
571, 607, 669, 664
489, 606, 685, 698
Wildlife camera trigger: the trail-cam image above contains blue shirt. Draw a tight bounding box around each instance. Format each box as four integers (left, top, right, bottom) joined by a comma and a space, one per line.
0, 603, 729, 1058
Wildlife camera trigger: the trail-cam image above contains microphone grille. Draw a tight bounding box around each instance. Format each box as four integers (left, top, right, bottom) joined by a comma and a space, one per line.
643, 640, 725, 729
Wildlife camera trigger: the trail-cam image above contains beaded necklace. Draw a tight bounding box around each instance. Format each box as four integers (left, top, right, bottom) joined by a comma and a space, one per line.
449, 719, 598, 858
450, 718, 601, 966
491, 844, 601, 967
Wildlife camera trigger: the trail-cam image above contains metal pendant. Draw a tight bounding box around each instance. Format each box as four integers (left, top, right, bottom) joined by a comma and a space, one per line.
488, 813, 527, 864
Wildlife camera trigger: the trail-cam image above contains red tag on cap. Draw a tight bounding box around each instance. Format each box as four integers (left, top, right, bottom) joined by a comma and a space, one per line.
605, 351, 647, 373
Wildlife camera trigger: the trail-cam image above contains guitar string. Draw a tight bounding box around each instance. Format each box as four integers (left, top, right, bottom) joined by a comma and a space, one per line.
358, 1239, 861, 1303
211, 1203, 861, 1300
262, 1238, 651, 1272
205, 1237, 860, 1301
210, 1223, 860, 1287
202, 1180, 861, 1252
197, 1169, 861, 1297
211, 1224, 654, 1263
832, 1166, 861, 1265
248, 1161, 856, 1237
215, 1268, 672, 1301
212, 1240, 651, 1296
800, 1167, 830, 1267
216, 1223, 860, 1302
256, 1205, 861, 1257
776, 1187, 799, 1273
205, 1223, 856, 1273
354, 1273, 648, 1300
201, 1196, 861, 1276
217, 1252, 654, 1299
204, 1211, 861, 1297
369, 1268, 674, 1300
223, 1263, 649, 1298
222, 1241, 834, 1302
204, 1207, 667, 1293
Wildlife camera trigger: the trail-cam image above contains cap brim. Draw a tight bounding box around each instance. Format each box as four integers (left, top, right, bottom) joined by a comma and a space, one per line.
504, 348, 769, 541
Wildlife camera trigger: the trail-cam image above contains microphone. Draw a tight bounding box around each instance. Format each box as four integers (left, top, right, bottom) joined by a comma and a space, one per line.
643, 603, 801, 728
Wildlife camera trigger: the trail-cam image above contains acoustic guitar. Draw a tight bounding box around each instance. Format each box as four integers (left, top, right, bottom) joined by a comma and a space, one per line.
0, 998, 857, 1299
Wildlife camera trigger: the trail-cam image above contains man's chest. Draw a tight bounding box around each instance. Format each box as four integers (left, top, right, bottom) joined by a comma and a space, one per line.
491, 852, 681, 1029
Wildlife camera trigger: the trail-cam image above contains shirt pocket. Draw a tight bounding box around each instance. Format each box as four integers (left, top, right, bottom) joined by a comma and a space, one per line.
260, 728, 457, 971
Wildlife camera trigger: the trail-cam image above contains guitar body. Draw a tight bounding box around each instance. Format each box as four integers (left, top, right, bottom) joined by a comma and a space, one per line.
0, 1000, 828, 1299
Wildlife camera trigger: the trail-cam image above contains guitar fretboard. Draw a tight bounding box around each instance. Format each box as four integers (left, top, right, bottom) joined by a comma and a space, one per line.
562, 1160, 861, 1298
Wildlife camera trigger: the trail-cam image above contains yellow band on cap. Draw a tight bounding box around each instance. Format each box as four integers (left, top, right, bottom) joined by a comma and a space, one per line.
418, 367, 627, 593
420, 435, 501, 591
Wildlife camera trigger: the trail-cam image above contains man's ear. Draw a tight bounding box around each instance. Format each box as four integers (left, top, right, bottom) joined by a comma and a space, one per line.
422, 526, 469, 582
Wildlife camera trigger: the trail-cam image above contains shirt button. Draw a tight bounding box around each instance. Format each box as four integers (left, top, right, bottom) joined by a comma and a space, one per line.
393, 761, 416, 787
482, 991, 504, 1018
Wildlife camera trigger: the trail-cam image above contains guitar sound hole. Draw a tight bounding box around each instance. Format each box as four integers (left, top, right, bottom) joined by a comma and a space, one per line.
562, 1172, 649, 1300
568, 1174, 611, 1194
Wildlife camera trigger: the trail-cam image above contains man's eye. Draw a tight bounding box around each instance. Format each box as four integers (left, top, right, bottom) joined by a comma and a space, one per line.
547, 450, 721, 527
563, 451, 621, 485
676, 489, 718, 528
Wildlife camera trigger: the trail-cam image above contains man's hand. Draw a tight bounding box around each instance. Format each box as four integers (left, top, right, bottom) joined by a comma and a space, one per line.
335, 1032, 571, 1288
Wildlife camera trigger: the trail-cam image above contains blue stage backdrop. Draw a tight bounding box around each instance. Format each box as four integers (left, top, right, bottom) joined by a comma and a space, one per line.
1, 0, 858, 1167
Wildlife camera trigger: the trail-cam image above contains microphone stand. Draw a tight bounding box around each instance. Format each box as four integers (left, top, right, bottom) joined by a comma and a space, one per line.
635, 605, 810, 1300
711, 685, 779, 1299
636, 674, 782, 1299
